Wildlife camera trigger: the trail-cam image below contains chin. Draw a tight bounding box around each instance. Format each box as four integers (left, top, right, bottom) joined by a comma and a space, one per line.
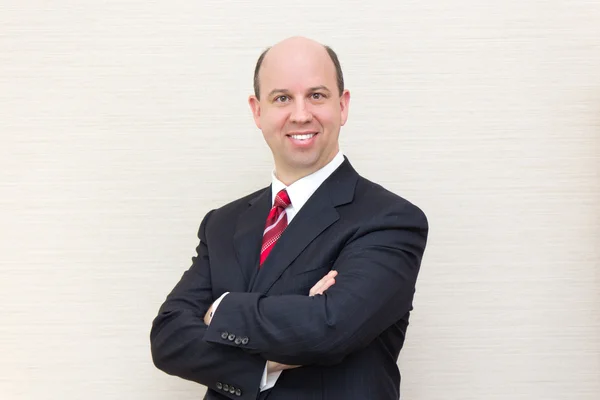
289, 155, 324, 171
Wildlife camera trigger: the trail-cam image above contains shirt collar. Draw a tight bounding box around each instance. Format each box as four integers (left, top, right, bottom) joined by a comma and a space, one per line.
271, 150, 345, 209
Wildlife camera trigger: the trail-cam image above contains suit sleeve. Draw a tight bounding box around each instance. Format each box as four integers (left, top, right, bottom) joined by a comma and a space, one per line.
150, 210, 266, 400
203, 202, 428, 366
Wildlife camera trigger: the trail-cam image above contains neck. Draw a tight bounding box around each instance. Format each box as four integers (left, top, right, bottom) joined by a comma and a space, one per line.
274, 168, 311, 186
274, 148, 339, 186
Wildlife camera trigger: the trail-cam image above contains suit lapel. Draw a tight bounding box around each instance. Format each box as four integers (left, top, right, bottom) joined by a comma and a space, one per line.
250, 158, 358, 294
232, 187, 271, 289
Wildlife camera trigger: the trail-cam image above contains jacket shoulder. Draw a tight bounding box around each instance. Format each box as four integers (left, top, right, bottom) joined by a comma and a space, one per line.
355, 176, 428, 225
217, 186, 268, 211
201, 186, 269, 227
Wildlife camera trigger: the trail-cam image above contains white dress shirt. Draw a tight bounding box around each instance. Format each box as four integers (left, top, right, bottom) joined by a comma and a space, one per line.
210, 150, 345, 391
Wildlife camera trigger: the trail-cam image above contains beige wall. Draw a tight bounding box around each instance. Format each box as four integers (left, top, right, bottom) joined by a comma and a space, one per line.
1, 1, 599, 399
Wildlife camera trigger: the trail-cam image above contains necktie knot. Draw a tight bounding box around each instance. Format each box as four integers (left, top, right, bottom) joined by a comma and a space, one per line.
274, 189, 291, 209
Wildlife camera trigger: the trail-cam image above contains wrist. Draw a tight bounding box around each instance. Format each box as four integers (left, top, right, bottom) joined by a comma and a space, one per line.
204, 305, 213, 325
266, 361, 282, 374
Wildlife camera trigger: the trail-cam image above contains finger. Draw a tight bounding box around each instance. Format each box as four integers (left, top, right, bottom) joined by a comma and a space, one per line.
318, 277, 336, 294
310, 272, 335, 295
323, 277, 336, 291
309, 282, 321, 296
317, 270, 337, 287
309, 270, 338, 296
311, 277, 336, 296
309, 273, 330, 296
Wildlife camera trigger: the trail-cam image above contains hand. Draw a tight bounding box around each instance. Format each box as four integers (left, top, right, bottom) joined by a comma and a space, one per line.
267, 360, 300, 373
309, 269, 338, 296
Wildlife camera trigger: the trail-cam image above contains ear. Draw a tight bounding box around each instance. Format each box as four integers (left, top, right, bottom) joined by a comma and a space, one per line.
248, 95, 262, 130
339, 90, 350, 126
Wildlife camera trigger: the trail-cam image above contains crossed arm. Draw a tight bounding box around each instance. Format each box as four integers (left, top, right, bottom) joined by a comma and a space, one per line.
203, 270, 339, 373
151, 203, 427, 397
150, 212, 340, 399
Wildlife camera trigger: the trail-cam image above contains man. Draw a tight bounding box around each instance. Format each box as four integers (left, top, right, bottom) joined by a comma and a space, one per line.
150, 36, 429, 400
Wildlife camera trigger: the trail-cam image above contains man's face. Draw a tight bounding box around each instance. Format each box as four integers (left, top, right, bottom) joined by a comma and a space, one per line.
249, 41, 350, 184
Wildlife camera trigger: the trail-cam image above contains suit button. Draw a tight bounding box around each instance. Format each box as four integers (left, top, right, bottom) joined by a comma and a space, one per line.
228, 333, 236, 341
221, 331, 229, 340
216, 382, 222, 390
234, 337, 242, 345
223, 384, 229, 391
235, 388, 242, 396
229, 386, 236, 394
241, 337, 249, 345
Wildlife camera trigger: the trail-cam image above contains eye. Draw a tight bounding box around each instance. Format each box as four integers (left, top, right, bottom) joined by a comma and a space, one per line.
311, 93, 325, 100
274, 95, 289, 103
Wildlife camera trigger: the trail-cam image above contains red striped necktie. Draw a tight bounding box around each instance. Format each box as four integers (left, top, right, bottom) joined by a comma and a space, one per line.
259, 189, 291, 267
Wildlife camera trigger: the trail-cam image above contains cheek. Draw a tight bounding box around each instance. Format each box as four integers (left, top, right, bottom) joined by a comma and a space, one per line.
313, 108, 338, 130
262, 109, 288, 131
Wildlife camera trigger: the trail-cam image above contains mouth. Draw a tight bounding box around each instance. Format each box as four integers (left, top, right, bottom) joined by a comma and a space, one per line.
287, 132, 318, 141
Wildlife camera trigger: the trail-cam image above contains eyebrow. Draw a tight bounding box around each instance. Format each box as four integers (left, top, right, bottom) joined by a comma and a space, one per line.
267, 85, 332, 98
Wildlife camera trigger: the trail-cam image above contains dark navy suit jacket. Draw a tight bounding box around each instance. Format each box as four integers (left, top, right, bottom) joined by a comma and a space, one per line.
150, 158, 429, 400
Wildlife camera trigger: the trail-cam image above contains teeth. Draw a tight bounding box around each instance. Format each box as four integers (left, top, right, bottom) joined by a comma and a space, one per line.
290, 133, 316, 140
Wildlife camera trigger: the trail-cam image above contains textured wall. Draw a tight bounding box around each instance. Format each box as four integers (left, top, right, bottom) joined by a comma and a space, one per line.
1, 1, 599, 399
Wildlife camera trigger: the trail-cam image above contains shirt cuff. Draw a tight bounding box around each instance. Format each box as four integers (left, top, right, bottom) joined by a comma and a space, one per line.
260, 362, 283, 392
209, 292, 229, 324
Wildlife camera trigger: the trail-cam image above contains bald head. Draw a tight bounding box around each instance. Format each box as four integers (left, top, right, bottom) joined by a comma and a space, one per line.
253, 37, 344, 100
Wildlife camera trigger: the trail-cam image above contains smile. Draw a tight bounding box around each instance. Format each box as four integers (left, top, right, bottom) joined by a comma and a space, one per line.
288, 133, 317, 141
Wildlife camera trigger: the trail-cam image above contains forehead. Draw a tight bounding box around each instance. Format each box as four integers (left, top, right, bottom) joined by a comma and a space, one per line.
259, 47, 336, 93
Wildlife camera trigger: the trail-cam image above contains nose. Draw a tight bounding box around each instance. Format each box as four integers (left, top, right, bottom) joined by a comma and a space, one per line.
289, 100, 313, 124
